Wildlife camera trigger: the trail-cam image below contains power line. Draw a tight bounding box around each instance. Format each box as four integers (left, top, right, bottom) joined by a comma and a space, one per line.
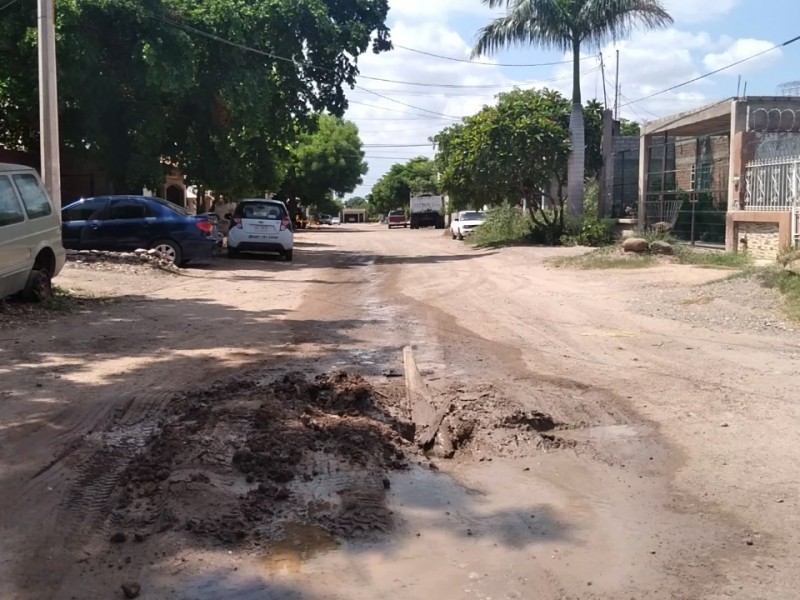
347, 99, 455, 119
355, 87, 463, 120
151, 13, 471, 120
0, 0, 21, 13
393, 43, 593, 68
350, 67, 599, 99
363, 144, 433, 148
152, 12, 586, 91
621, 32, 800, 108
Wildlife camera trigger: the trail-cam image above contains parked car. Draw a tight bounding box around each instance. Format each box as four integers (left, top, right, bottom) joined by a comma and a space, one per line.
0, 163, 66, 301
319, 214, 333, 225
331, 216, 341, 225
451, 210, 486, 240
387, 210, 407, 229
226, 198, 294, 261
61, 195, 217, 266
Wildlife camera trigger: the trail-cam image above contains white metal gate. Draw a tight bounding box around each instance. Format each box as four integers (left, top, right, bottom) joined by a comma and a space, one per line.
743, 155, 800, 211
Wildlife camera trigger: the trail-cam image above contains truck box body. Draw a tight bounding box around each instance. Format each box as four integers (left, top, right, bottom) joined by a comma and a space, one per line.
409, 195, 445, 229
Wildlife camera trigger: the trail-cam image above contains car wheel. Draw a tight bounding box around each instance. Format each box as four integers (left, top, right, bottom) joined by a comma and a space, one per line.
284, 249, 293, 262
21, 268, 53, 303
227, 246, 240, 259
151, 239, 182, 265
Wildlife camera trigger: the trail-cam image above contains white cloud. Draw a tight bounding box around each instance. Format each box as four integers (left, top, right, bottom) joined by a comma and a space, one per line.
344, 0, 776, 199
661, 0, 738, 23
387, 0, 496, 22
703, 38, 783, 75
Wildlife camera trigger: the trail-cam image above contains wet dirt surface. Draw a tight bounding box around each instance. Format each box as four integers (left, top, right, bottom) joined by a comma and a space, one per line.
2, 226, 799, 599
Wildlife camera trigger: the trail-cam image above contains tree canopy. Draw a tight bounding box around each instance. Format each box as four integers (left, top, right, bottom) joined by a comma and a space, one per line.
471, 0, 672, 217
433, 88, 578, 241
368, 157, 438, 216
0, 0, 390, 196
280, 115, 367, 205
344, 196, 368, 209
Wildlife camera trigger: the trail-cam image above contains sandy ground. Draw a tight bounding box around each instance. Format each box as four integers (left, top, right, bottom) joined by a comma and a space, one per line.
2, 224, 800, 599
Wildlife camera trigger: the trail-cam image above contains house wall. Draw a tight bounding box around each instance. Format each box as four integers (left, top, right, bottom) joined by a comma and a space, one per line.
739, 222, 780, 259
727, 211, 793, 259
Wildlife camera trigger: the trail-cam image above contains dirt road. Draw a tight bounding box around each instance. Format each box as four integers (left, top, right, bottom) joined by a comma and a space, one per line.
2, 225, 799, 599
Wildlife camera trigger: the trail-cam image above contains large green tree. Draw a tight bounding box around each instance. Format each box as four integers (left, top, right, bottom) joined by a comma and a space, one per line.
368, 157, 438, 216
344, 196, 368, 208
280, 115, 367, 205
434, 88, 576, 242
471, 0, 671, 218
0, 0, 390, 196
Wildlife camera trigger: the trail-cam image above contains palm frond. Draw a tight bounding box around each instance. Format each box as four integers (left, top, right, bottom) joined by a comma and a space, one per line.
471, 0, 574, 58
579, 0, 673, 47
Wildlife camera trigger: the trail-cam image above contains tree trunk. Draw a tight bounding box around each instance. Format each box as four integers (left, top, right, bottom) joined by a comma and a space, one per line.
567, 39, 585, 218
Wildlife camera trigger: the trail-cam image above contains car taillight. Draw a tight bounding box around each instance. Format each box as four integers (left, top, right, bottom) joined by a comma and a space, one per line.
233, 217, 243, 229
280, 216, 291, 231
195, 221, 213, 234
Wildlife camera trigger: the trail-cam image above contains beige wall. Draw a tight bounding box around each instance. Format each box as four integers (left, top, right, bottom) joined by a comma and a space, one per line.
727, 211, 793, 259
739, 222, 780, 260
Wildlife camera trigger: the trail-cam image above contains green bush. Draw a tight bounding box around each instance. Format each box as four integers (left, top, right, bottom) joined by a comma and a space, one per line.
560, 182, 615, 247
469, 204, 532, 247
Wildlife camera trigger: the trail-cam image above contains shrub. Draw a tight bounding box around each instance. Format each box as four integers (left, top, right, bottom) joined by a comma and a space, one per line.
469, 204, 532, 247
560, 181, 615, 247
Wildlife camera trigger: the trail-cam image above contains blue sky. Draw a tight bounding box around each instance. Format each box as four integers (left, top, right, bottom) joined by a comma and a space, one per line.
344, 0, 800, 199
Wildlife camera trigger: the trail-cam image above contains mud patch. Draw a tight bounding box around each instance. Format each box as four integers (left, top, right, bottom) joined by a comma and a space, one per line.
421, 383, 584, 459
109, 371, 414, 549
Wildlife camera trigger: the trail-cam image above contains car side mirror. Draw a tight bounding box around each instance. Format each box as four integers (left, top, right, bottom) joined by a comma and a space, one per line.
453, 217, 459, 221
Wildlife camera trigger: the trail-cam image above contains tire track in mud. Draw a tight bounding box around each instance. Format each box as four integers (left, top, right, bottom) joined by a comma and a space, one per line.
58, 391, 170, 547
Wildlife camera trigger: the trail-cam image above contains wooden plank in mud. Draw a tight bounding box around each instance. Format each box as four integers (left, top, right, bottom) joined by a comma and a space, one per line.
403, 346, 445, 449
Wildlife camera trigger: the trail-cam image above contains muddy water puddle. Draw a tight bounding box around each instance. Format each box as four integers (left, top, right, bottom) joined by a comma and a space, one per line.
160, 446, 701, 600
262, 523, 340, 575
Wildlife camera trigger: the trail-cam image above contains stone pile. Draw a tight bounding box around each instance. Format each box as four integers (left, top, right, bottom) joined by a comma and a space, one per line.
66, 249, 181, 272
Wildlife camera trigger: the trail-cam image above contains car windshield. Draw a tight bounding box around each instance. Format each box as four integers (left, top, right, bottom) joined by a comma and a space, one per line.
462, 212, 485, 221
238, 202, 286, 220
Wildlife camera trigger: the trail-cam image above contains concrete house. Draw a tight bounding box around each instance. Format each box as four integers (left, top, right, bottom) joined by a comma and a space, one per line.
637, 96, 800, 259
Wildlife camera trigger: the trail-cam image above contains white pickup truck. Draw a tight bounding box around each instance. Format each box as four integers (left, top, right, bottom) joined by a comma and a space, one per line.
450, 210, 486, 240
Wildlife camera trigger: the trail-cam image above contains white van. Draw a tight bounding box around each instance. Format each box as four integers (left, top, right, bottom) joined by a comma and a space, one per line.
0, 163, 66, 301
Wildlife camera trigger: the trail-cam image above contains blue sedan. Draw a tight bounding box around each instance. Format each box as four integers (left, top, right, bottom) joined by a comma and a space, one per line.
61, 195, 218, 265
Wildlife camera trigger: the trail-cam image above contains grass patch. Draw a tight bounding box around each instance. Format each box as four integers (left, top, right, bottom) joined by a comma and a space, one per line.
759, 266, 800, 321
631, 228, 679, 245
551, 247, 657, 270
0, 286, 117, 327
674, 247, 752, 269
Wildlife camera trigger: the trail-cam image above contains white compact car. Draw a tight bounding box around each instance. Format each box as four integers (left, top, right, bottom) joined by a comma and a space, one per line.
226, 199, 294, 261
451, 210, 486, 240
0, 163, 66, 301
331, 216, 341, 225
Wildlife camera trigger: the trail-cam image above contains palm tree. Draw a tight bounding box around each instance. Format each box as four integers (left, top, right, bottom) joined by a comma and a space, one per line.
472, 0, 672, 217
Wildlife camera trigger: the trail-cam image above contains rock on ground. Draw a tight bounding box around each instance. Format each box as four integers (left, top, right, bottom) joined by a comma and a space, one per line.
622, 238, 649, 254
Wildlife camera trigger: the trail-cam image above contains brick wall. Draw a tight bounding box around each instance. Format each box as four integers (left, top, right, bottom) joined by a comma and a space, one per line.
674, 135, 729, 198
738, 222, 780, 259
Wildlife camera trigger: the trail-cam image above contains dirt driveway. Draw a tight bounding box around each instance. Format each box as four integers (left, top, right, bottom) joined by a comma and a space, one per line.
2, 225, 799, 599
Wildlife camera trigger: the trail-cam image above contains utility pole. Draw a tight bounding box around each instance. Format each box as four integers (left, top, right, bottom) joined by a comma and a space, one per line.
599, 53, 608, 109
38, 0, 61, 214
614, 50, 620, 120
